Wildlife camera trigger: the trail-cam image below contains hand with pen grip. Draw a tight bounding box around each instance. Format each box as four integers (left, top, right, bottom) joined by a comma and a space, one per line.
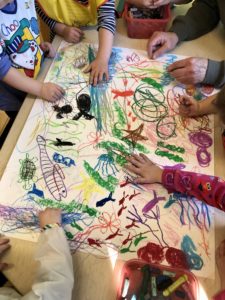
178, 96, 200, 117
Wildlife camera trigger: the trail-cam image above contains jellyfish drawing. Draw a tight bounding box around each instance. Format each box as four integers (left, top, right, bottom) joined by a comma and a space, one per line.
94, 153, 119, 176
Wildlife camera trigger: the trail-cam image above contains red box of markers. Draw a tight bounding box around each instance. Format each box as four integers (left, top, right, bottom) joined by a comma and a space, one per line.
123, 4, 171, 39
116, 259, 199, 300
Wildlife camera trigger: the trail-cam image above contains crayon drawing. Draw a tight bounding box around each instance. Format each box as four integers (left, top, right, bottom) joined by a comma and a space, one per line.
0, 42, 215, 278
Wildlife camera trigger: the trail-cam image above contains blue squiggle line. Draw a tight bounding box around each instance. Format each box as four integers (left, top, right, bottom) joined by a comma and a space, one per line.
181, 235, 203, 270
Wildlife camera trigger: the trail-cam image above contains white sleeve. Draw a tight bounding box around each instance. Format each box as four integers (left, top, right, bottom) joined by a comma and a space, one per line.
22, 227, 74, 300
0, 286, 22, 299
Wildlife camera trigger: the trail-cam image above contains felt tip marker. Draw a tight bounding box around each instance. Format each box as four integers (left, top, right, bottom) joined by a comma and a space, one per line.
163, 274, 188, 297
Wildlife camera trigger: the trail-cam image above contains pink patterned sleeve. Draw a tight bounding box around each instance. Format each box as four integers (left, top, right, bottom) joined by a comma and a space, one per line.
162, 169, 225, 211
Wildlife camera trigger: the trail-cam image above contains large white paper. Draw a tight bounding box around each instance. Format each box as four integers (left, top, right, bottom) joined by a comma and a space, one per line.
0, 42, 215, 278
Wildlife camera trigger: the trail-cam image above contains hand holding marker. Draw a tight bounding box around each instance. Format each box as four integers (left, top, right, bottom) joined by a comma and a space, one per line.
178, 95, 200, 117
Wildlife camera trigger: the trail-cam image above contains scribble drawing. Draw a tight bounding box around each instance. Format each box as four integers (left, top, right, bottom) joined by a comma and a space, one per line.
0, 42, 216, 278
36, 135, 67, 201
189, 130, 213, 167
18, 154, 37, 190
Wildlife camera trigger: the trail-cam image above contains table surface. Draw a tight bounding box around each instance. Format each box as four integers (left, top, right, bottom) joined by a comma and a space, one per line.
1, 4, 225, 299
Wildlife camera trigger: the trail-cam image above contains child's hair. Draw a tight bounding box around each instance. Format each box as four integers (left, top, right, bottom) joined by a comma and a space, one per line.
213, 85, 225, 124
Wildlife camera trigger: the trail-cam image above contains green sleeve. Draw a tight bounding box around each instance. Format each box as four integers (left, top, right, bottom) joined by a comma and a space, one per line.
169, 0, 220, 42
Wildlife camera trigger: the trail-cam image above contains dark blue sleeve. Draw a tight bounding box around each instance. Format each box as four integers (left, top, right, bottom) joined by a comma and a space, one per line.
35, 1, 56, 30
97, 0, 116, 34
0, 38, 11, 80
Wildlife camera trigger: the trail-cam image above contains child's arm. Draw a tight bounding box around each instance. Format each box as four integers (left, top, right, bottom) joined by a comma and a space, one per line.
125, 154, 225, 211
3, 68, 64, 102
23, 208, 74, 299
35, 1, 83, 43
0, 38, 64, 102
84, 0, 115, 86
179, 94, 217, 117
85, 28, 114, 86
162, 168, 225, 211
0, 209, 73, 299
35, 1, 56, 32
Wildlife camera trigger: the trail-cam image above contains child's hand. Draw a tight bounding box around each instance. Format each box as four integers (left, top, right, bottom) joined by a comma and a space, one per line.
40, 42, 56, 58
39, 208, 62, 228
127, 0, 170, 8
0, 238, 10, 271
130, 0, 153, 8
149, 0, 171, 8
179, 95, 200, 117
84, 58, 109, 86
62, 26, 84, 43
40, 82, 65, 102
124, 154, 163, 184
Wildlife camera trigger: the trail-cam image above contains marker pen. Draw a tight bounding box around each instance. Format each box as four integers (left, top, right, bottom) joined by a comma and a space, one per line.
163, 274, 188, 297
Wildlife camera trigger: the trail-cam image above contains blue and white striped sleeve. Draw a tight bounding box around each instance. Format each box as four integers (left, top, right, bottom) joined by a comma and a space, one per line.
0, 38, 11, 80
35, 1, 56, 31
97, 0, 116, 35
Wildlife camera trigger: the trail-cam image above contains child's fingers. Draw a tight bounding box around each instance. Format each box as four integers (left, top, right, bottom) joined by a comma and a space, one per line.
131, 154, 145, 164
179, 95, 191, 106
0, 239, 10, 245
0, 242, 11, 254
134, 177, 150, 184
98, 71, 104, 83
71, 30, 82, 41
54, 90, 63, 100
92, 71, 99, 86
126, 155, 138, 164
128, 156, 143, 168
139, 153, 151, 163
104, 70, 109, 82
56, 85, 65, 95
0, 263, 8, 271
83, 64, 91, 74
89, 70, 95, 85
124, 163, 140, 175
73, 27, 84, 35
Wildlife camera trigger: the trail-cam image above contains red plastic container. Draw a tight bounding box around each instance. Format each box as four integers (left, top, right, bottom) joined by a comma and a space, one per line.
124, 4, 171, 39
116, 259, 199, 300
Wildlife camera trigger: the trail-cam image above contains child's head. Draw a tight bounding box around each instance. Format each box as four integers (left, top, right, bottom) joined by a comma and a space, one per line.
213, 85, 225, 125
0, 0, 13, 9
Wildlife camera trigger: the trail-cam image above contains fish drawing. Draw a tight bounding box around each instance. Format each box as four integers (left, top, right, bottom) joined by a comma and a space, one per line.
36, 135, 67, 201
53, 138, 76, 147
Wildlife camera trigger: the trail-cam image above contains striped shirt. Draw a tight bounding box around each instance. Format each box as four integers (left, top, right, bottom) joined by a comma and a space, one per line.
35, 2, 56, 30
35, 0, 115, 35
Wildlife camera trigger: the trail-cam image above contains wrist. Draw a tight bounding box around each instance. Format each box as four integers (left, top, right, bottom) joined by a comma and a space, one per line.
41, 223, 61, 231
196, 102, 201, 115
37, 82, 44, 98
54, 22, 67, 36
156, 168, 163, 183
25, 79, 42, 98
171, 32, 179, 45
95, 54, 109, 63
